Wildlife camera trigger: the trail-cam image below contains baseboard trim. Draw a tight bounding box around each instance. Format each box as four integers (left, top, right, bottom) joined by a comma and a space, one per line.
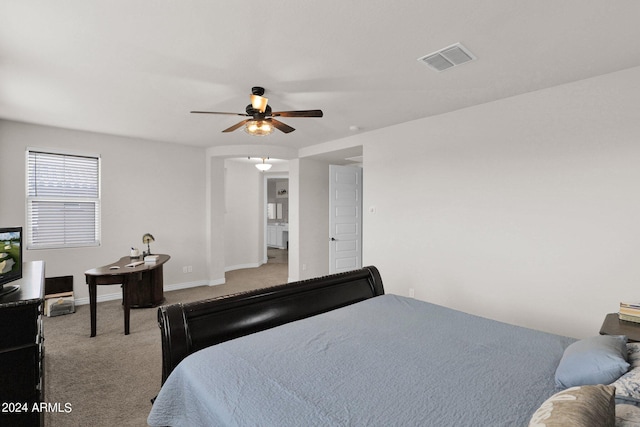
75, 293, 120, 306
208, 278, 225, 287
224, 262, 261, 272
165, 280, 210, 292
74, 280, 212, 306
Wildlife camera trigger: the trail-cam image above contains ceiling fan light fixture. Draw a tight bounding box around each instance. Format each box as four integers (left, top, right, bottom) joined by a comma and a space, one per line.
255, 157, 272, 171
191, 87, 321, 135
245, 119, 273, 136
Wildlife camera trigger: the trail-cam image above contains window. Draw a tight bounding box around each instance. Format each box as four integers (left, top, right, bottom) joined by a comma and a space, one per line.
26, 149, 101, 249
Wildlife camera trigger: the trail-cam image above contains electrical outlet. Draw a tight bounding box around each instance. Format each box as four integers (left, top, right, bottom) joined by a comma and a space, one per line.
409, 288, 415, 298
182, 266, 188, 273
187, 266, 193, 273
302, 263, 307, 271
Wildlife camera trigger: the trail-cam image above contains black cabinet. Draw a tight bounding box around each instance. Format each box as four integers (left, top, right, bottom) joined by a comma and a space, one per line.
0, 261, 45, 427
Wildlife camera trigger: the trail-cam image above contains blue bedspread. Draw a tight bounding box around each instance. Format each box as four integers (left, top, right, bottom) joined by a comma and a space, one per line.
148, 294, 575, 426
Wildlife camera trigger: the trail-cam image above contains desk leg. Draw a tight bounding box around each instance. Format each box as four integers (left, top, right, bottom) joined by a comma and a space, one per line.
123, 281, 130, 335
89, 283, 97, 337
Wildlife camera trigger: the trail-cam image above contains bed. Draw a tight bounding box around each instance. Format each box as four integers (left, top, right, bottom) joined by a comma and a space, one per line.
148, 266, 640, 426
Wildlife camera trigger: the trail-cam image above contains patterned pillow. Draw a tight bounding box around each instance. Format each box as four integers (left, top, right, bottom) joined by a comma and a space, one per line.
529, 385, 615, 427
616, 403, 640, 427
627, 343, 640, 368
611, 343, 640, 406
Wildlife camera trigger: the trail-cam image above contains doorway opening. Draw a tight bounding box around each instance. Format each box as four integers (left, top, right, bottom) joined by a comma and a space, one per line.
265, 175, 289, 267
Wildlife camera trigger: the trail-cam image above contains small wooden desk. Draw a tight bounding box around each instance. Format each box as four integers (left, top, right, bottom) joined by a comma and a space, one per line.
85, 254, 170, 337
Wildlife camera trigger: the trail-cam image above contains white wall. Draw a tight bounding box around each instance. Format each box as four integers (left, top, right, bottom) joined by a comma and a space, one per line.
293, 158, 330, 280
206, 156, 225, 284
0, 120, 209, 302
360, 66, 640, 338
223, 159, 262, 270
288, 160, 301, 280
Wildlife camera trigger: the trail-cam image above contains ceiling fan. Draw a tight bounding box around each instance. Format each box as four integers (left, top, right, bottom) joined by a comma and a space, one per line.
191, 87, 323, 136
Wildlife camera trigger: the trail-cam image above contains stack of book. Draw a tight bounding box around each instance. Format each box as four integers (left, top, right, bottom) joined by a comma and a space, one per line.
44, 291, 75, 317
619, 302, 640, 323
144, 254, 160, 264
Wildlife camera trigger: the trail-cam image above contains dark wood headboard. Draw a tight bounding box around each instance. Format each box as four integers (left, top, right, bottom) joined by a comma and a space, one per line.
157, 266, 384, 384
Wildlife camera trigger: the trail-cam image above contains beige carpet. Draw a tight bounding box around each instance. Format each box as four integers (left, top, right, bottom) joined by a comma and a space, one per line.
43, 254, 287, 427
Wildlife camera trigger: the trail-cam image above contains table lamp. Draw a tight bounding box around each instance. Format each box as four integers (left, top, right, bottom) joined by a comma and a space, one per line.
142, 233, 155, 257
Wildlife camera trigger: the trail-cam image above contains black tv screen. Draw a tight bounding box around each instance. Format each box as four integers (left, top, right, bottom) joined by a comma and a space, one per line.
0, 226, 22, 288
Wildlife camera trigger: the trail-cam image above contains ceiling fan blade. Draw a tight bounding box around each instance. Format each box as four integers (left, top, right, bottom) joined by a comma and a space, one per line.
222, 119, 251, 133
271, 110, 323, 118
269, 118, 295, 134
190, 111, 249, 116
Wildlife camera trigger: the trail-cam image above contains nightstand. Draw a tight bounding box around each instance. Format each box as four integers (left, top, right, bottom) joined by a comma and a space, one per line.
600, 313, 640, 342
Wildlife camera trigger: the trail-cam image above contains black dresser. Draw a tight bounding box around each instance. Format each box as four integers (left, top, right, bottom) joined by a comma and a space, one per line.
0, 261, 45, 427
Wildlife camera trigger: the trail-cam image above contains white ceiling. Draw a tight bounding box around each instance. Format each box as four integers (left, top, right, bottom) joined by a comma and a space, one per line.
2, 1, 640, 151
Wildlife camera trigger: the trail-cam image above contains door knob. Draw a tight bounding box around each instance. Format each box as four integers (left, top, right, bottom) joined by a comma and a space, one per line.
330, 237, 336, 241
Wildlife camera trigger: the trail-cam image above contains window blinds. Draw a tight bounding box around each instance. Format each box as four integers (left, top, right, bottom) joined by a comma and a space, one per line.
27, 150, 101, 249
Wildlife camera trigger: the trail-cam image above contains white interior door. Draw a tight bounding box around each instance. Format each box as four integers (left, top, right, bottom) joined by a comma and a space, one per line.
329, 165, 362, 274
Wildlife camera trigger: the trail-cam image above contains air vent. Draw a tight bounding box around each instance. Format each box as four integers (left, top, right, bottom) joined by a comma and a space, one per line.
417, 43, 476, 72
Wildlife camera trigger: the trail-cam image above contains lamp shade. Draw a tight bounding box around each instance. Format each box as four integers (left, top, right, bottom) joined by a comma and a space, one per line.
250, 94, 269, 113
244, 119, 273, 136
255, 158, 272, 171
